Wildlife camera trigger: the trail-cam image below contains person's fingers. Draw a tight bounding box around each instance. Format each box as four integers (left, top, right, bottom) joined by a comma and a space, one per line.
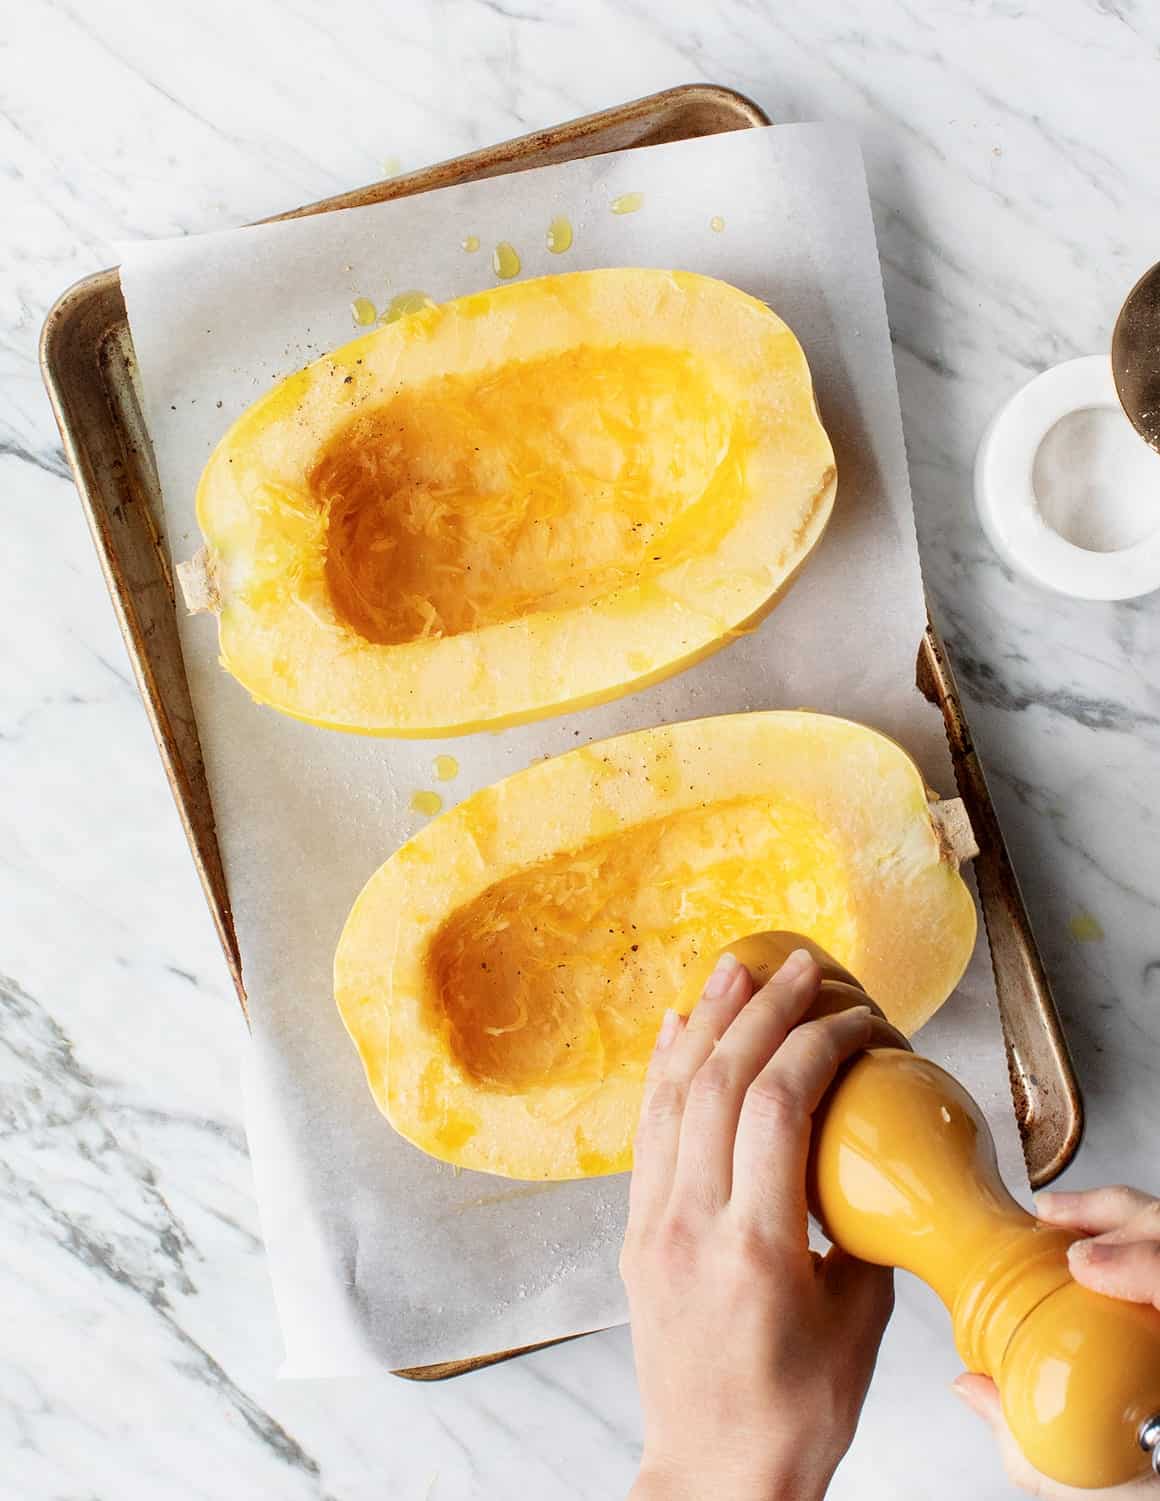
671, 950, 820, 1212
628, 1009, 688, 1223
822, 1244, 895, 1339
731, 1005, 873, 1240
630, 958, 755, 1222
1082, 1195, 1160, 1247
1068, 1236, 1160, 1308
662, 953, 755, 1089
951, 1372, 1003, 1426
1035, 1184, 1151, 1234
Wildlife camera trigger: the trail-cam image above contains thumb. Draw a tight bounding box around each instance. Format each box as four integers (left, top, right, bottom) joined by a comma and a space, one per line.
952, 1375, 1062, 1497
1069, 1237, 1160, 1306
950, 1372, 1154, 1499
952, 1372, 1003, 1427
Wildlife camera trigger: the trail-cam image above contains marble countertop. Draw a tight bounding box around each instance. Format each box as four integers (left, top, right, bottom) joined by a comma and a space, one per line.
4, 1, 1159, 1496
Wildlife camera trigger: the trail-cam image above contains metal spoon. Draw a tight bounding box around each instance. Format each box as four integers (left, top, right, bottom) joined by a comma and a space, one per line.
1112, 258, 1160, 453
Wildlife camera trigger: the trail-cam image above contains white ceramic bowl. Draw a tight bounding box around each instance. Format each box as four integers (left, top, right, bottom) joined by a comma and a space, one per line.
974, 355, 1160, 600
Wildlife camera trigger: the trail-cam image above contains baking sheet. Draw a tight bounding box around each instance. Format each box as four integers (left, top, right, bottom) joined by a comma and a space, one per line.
119, 123, 1029, 1373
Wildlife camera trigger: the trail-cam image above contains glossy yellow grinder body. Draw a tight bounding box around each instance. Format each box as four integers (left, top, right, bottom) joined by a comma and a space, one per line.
723, 932, 1160, 1489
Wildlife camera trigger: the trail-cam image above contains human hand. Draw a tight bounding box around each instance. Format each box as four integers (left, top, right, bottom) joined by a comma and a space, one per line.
621, 949, 894, 1501
953, 1185, 1160, 1498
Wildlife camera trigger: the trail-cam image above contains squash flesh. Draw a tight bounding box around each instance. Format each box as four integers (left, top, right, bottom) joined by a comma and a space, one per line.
335, 713, 978, 1179
316, 345, 737, 645
431, 796, 855, 1094
193, 270, 836, 735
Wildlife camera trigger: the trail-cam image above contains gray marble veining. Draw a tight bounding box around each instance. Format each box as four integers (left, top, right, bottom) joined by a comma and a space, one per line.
3, 1, 1159, 1495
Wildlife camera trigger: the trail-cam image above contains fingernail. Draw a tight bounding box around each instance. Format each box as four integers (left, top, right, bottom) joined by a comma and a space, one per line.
950, 1381, 979, 1416
1034, 1191, 1068, 1215
655, 1008, 682, 1051
703, 952, 741, 1000
776, 948, 814, 983
1068, 1239, 1109, 1264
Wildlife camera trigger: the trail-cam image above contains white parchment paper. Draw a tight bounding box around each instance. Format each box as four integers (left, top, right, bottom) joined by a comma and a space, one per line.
120, 124, 1029, 1374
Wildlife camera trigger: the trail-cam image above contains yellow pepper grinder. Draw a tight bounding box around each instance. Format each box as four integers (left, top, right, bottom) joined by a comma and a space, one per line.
722, 931, 1160, 1490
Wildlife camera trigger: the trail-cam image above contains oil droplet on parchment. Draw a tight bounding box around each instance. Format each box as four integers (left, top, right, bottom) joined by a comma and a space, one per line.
710, 215, 725, 233
381, 290, 434, 323
610, 193, 644, 215
351, 297, 377, 327
492, 242, 521, 279
462, 234, 481, 252
433, 754, 459, 781
410, 790, 443, 817
1068, 911, 1104, 943
546, 216, 573, 253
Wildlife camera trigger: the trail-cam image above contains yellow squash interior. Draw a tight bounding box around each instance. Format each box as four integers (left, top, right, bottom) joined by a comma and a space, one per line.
335, 713, 978, 1179
318, 345, 737, 645
431, 798, 853, 1095
193, 269, 836, 735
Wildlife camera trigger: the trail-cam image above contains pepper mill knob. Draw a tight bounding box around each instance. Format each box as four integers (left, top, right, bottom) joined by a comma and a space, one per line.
720, 932, 1160, 1489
